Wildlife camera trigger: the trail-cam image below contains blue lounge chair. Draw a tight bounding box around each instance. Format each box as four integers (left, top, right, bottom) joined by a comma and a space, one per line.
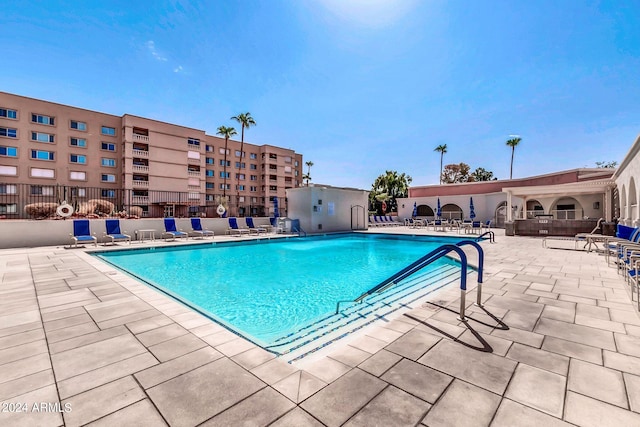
162, 218, 188, 241
70, 219, 97, 248
270, 217, 284, 233
103, 219, 131, 245
245, 217, 267, 235
228, 217, 250, 236
190, 218, 214, 239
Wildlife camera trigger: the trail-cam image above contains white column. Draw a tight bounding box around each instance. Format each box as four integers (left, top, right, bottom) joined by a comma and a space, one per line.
605, 187, 612, 222
506, 191, 513, 222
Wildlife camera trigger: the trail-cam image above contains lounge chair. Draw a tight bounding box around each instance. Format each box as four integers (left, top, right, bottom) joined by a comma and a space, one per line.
386, 215, 403, 226
431, 219, 445, 232
245, 217, 267, 235
190, 218, 214, 239
70, 219, 97, 248
162, 218, 188, 241
103, 219, 131, 245
374, 216, 391, 227
469, 221, 483, 234
369, 216, 379, 227
228, 217, 250, 236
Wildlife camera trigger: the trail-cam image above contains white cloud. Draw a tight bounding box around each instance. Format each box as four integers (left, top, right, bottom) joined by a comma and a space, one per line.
146, 40, 168, 62
174, 65, 184, 73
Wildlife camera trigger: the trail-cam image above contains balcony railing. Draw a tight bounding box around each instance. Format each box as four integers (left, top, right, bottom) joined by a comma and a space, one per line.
133, 134, 149, 142
133, 149, 149, 158
132, 180, 149, 188
187, 157, 200, 164
188, 170, 201, 177
133, 165, 149, 173
132, 196, 149, 204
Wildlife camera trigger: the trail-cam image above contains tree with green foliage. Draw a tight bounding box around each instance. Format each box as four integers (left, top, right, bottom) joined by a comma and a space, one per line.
370, 170, 412, 213
471, 167, 497, 181
506, 136, 522, 179
595, 161, 618, 168
434, 144, 448, 185
216, 126, 237, 201
441, 163, 471, 184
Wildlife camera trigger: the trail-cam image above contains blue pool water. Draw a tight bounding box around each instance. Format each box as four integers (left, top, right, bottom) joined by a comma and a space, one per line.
96, 234, 465, 345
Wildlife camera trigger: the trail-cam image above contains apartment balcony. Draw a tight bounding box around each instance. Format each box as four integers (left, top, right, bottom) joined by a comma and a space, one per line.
133, 134, 149, 142
188, 170, 201, 177
133, 149, 149, 158
132, 196, 149, 204
133, 165, 149, 173
132, 180, 149, 188
187, 157, 201, 164
188, 185, 201, 191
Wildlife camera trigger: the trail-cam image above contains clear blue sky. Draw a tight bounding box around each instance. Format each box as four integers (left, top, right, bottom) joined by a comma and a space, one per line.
3, 0, 639, 189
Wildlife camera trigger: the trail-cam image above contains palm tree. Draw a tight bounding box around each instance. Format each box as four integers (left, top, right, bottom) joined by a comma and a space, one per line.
506, 136, 522, 179
370, 170, 412, 213
305, 161, 314, 186
434, 144, 447, 184
302, 173, 311, 186
216, 126, 237, 202
231, 113, 256, 215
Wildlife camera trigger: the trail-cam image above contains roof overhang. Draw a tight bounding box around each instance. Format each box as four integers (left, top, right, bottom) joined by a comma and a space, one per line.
503, 179, 615, 199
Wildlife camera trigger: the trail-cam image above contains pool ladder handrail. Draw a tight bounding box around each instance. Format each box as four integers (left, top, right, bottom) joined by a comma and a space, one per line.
335, 240, 484, 321
476, 231, 495, 243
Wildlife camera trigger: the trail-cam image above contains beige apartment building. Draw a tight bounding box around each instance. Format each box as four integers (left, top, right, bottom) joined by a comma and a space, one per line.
0, 92, 303, 218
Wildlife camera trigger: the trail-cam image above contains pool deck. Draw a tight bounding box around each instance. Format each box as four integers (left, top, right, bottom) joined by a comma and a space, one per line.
2, 228, 640, 426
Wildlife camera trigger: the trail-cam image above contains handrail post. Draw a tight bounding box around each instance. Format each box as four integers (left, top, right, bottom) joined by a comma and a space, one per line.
456, 240, 484, 308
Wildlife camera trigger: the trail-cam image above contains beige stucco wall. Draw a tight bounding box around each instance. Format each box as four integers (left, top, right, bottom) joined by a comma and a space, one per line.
614, 134, 640, 226
287, 186, 369, 233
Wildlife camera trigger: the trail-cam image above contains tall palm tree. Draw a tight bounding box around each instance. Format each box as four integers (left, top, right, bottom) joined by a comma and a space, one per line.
216, 126, 237, 201
305, 161, 314, 186
506, 136, 522, 179
434, 144, 447, 184
231, 113, 256, 215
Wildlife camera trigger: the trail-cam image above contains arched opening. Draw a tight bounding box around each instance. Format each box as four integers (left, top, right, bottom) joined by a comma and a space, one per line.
417, 204, 434, 217
441, 203, 463, 220
495, 201, 507, 227
630, 178, 637, 223
525, 199, 544, 219
552, 197, 583, 220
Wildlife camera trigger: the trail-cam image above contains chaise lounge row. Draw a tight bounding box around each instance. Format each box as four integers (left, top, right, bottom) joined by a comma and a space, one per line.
369, 215, 403, 227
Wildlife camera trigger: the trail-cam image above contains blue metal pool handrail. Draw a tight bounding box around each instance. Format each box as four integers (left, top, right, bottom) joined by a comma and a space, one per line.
476, 230, 495, 243
336, 241, 486, 321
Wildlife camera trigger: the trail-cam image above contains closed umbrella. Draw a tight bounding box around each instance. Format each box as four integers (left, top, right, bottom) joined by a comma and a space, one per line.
273, 196, 280, 218
436, 198, 442, 218
469, 197, 476, 219
412, 202, 417, 218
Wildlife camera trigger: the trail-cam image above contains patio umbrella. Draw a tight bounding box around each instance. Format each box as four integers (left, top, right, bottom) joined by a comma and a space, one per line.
273, 196, 280, 218
436, 198, 442, 218
469, 197, 476, 219
412, 202, 417, 218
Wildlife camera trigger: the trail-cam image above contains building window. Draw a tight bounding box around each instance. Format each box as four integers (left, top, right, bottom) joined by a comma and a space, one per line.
219, 183, 231, 190
0, 146, 17, 157
0, 203, 17, 214
205, 182, 214, 189
187, 150, 200, 159
206, 169, 214, 177
70, 120, 87, 131
205, 145, 214, 152
101, 158, 116, 167
269, 153, 277, 160
31, 132, 54, 143
0, 184, 17, 194
250, 175, 257, 181
0, 127, 18, 138
101, 142, 116, 151
295, 170, 299, 176
70, 137, 87, 148
70, 171, 86, 180
0, 165, 17, 176
250, 164, 257, 170
101, 189, 116, 198
0, 108, 17, 119
295, 160, 299, 167
219, 148, 229, 155
250, 153, 257, 159
101, 126, 116, 136
237, 185, 245, 191
188, 137, 200, 146
250, 186, 257, 192
269, 164, 277, 170
235, 162, 245, 169
30, 168, 55, 178
101, 174, 116, 182
31, 114, 54, 126
220, 171, 230, 178
270, 186, 277, 191
70, 154, 87, 164
71, 187, 86, 197
235, 150, 243, 157
236, 173, 246, 180
31, 185, 54, 195
31, 150, 55, 161
205, 194, 214, 202
219, 160, 231, 166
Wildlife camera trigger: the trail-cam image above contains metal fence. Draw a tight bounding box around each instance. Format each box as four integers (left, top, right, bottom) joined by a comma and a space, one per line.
0, 183, 286, 219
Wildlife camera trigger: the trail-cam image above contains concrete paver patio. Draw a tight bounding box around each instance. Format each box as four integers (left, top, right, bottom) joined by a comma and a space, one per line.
2, 229, 640, 426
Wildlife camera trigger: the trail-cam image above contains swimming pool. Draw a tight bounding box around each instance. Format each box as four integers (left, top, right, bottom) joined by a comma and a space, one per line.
96, 233, 469, 357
